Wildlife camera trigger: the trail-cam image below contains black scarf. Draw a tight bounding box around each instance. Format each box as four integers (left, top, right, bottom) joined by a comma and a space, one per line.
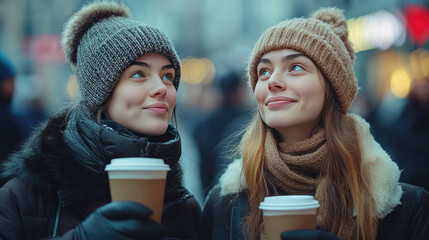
62, 106, 191, 210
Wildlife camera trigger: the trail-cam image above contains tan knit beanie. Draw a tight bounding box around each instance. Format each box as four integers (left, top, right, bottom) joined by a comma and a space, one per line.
248, 7, 357, 114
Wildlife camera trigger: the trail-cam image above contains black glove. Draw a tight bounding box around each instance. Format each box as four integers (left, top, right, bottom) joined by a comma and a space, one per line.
281, 229, 341, 240
75, 201, 165, 240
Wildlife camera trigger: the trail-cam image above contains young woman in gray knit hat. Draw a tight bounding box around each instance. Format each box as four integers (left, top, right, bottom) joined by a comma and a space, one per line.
0, 2, 200, 239
198, 7, 429, 240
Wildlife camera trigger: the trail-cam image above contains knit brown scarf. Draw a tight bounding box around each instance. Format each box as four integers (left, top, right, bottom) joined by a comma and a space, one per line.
264, 128, 357, 239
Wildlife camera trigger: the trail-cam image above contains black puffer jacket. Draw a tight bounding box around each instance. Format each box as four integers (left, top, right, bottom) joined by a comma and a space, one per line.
0, 106, 201, 240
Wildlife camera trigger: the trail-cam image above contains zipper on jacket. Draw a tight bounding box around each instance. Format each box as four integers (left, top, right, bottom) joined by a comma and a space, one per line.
140, 141, 150, 156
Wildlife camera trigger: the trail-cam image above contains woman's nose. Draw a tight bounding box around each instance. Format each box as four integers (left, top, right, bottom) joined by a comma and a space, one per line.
267, 73, 286, 91
150, 77, 167, 97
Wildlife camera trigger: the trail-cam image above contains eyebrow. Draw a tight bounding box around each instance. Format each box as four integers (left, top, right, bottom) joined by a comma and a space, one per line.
130, 61, 174, 70
257, 53, 308, 66
258, 58, 272, 65
281, 53, 307, 62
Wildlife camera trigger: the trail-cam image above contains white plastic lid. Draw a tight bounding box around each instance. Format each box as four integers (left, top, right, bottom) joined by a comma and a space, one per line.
105, 157, 171, 171
259, 195, 320, 211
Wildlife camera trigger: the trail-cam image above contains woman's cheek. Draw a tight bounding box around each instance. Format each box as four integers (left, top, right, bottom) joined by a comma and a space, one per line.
167, 89, 177, 107
124, 87, 147, 105
254, 83, 266, 104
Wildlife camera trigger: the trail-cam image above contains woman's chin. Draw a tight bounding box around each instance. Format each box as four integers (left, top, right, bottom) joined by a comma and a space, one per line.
131, 124, 169, 136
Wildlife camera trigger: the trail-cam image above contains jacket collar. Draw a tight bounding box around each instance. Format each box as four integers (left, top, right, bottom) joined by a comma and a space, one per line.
219, 114, 402, 218
63, 106, 182, 175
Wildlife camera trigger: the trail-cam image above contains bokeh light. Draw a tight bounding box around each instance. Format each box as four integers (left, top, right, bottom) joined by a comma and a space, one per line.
348, 10, 405, 53
181, 58, 216, 84
390, 68, 411, 98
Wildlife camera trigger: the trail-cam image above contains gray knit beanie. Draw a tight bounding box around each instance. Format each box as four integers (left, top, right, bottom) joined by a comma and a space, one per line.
61, 1, 181, 109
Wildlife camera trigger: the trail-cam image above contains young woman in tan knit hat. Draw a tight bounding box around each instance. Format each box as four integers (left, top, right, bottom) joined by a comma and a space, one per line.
0, 2, 200, 239
197, 7, 429, 240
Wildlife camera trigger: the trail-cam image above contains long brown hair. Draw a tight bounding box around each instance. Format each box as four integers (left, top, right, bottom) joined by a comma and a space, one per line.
239, 80, 377, 239
239, 114, 268, 238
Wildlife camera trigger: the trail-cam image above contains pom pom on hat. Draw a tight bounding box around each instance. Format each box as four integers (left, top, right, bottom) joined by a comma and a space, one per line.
312, 7, 355, 62
62, 2, 130, 68
313, 7, 347, 29
247, 7, 358, 114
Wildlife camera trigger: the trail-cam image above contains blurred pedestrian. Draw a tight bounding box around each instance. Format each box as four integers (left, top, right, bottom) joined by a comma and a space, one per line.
198, 7, 429, 240
0, 51, 24, 165
0, 2, 200, 239
193, 71, 250, 195
371, 75, 429, 191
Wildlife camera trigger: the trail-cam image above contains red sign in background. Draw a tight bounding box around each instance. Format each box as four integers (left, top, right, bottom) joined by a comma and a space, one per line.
404, 4, 429, 46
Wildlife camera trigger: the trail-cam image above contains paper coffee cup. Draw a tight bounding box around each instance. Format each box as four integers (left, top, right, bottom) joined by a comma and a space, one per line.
105, 157, 170, 223
259, 195, 320, 240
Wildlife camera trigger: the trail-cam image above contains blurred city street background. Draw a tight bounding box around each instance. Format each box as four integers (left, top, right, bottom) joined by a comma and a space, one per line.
1, 0, 429, 204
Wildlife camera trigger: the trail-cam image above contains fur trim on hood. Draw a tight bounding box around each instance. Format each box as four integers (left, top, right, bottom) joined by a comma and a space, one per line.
0, 110, 111, 206
219, 114, 402, 219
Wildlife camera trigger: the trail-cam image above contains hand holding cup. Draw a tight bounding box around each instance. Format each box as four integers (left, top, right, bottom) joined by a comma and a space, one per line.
259, 195, 320, 240
105, 157, 170, 223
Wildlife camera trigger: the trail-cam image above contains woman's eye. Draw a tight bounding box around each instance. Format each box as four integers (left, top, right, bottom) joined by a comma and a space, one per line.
162, 73, 174, 82
131, 72, 144, 78
259, 69, 271, 77
290, 65, 304, 72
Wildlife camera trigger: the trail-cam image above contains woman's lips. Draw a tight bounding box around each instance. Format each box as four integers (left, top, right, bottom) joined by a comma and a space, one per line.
265, 96, 296, 108
143, 103, 168, 114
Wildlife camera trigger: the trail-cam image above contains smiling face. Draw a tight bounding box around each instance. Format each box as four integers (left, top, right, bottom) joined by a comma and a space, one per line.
254, 49, 326, 142
106, 53, 177, 136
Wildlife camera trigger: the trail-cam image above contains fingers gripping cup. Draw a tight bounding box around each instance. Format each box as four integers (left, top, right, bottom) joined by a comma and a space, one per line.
259, 195, 320, 240
105, 158, 170, 223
